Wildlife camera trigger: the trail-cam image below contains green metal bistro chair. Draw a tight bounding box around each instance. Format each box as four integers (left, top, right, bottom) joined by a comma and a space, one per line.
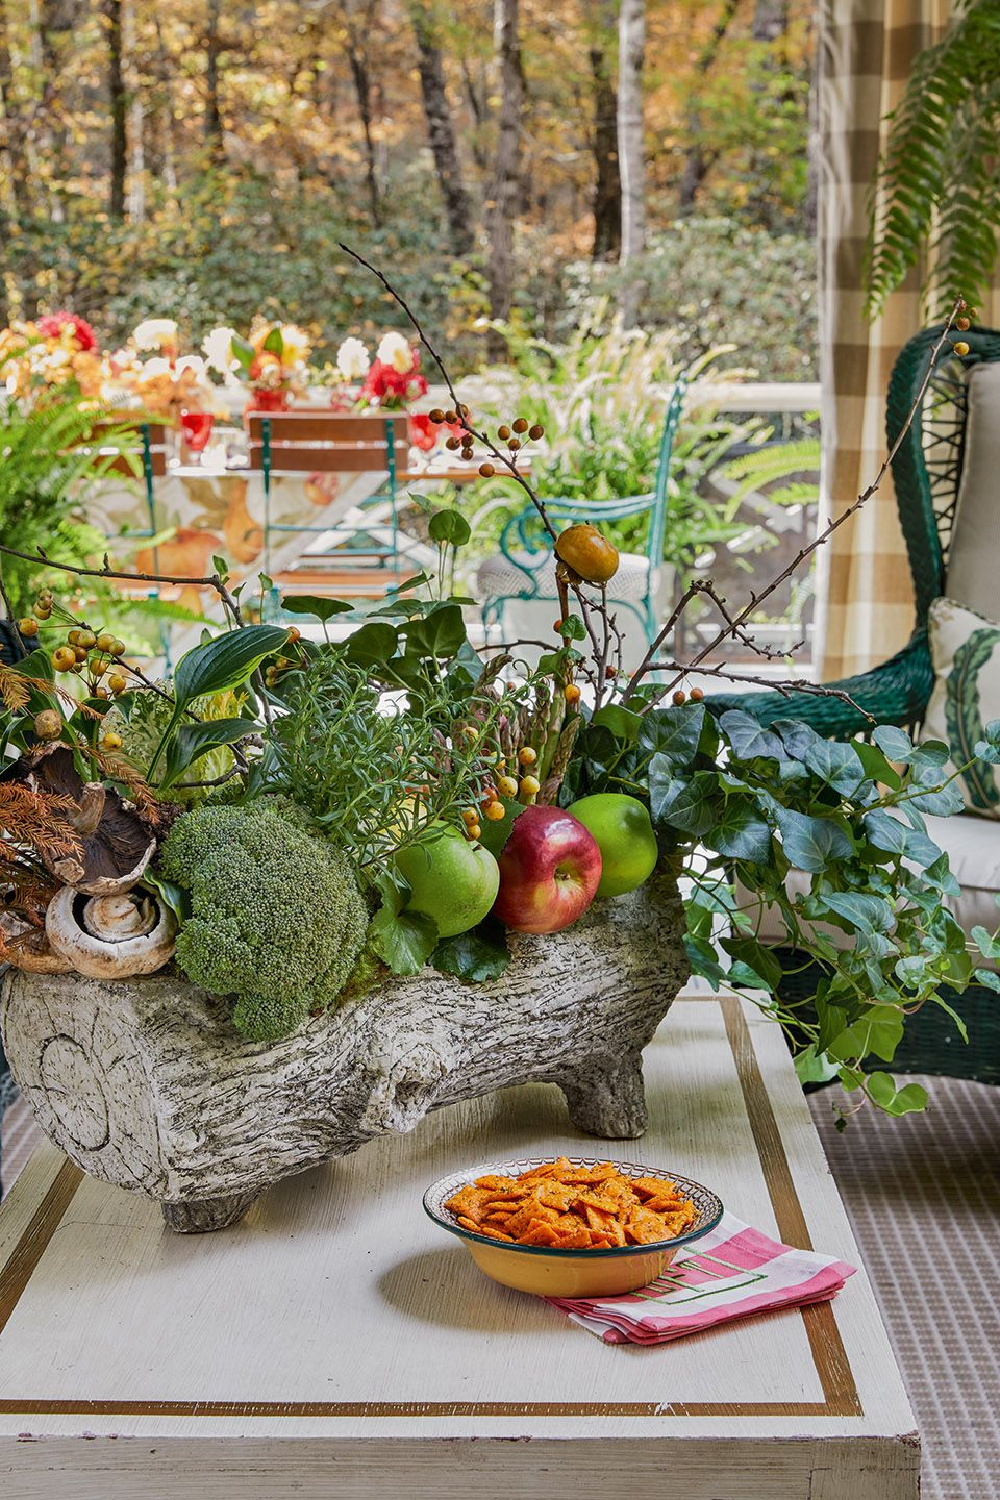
711, 325, 1000, 1083
476, 373, 689, 650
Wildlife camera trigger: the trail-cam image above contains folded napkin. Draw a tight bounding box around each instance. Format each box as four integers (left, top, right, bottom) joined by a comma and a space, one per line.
547, 1212, 855, 1345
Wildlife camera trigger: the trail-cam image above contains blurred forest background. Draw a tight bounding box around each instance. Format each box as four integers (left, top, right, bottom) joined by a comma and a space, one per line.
0, 0, 818, 377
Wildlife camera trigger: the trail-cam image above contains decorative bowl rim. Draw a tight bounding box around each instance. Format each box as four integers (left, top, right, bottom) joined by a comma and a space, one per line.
423, 1154, 724, 1259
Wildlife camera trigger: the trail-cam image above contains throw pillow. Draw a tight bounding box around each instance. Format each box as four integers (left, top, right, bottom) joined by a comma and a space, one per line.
924, 596, 1000, 817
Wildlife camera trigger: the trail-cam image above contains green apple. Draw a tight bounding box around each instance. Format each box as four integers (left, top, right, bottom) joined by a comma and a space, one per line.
394, 824, 500, 937
566, 793, 658, 898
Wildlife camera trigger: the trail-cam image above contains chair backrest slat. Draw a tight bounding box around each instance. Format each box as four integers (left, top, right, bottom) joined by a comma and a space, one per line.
79, 421, 169, 478
247, 411, 409, 476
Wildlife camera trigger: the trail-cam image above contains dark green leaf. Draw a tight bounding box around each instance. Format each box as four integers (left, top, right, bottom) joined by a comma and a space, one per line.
427, 509, 472, 548
803, 739, 865, 792
719, 709, 784, 761
648, 765, 718, 836
431, 919, 510, 982
404, 603, 467, 658
872, 724, 916, 763
475, 795, 525, 856
774, 807, 852, 871
591, 704, 642, 744
706, 799, 773, 862
370, 894, 439, 976
173, 624, 288, 710
159, 717, 252, 790
262, 325, 284, 355
720, 935, 783, 991
640, 702, 705, 767
345, 621, 399, 667
558, 615, 586, 642
853, 739, 903, 790
281, 595, 355, 622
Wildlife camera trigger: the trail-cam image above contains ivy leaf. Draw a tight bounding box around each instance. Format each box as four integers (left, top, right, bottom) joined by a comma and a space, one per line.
640, 703, 705, 767
862, 808, 943, 866
827, 1005, 904, 1064
794, 1044, 839, 1086
872, 724, 916, 763
591, 704, 642, 744
719, 709, 784, 762
821, 891, 895, 935
475, 795, 525, 857
803, 739, 866, 793
706, 798, 773, 862
866, 1072, 928, 1117
648, 766, 719, 836
853, 739, 903, 790
971, 925, 1000, 960
974, 967, 1000, 993
683, 932, 727, 988
774, 806, 852, 871
720, 935, 783, 991
774, 718, 827, 762
431, 919, 510, 982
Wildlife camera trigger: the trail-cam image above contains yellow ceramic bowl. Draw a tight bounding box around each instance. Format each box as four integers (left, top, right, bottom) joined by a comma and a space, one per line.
423, 1155, 723, 1299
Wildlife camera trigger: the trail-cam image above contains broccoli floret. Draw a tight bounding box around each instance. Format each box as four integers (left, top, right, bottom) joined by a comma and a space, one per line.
159, 798, 368, 1043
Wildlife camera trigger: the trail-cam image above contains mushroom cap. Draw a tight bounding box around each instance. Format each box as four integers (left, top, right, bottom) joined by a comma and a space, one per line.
0, 913, 75, 974
45, 885, 176, 979
2, 745, 157, 895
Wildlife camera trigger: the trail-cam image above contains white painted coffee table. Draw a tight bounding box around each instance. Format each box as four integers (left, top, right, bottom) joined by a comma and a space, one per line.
0, 990, 918, 1499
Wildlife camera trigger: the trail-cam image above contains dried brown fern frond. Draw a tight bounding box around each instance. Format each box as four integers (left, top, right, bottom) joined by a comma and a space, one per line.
81, 744, 171, 829
0, 662, 30, 713
0, 781, 84, 867
0, 862, 59, 925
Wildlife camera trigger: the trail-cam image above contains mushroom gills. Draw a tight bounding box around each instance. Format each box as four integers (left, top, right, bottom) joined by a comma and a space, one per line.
45, 885, 176, 978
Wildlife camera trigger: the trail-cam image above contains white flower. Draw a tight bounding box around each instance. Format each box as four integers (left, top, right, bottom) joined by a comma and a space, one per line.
132, 318, 178, 352
376, 331, 413, 374
140, 357, 172, 380
280, 324, 310, 365
202, 326, 237, 375
175, 355, 206, 379
337, 336, 371, 381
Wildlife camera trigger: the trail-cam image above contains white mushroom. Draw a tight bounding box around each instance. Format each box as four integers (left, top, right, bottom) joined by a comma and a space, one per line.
45, 886, 176, 979
0, 912, 75, 975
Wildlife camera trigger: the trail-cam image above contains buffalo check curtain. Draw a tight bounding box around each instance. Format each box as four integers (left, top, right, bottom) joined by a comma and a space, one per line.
816, 0, 951, 681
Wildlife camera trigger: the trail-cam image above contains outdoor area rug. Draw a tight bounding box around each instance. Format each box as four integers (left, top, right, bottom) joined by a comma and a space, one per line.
3, 1079, 998, 1496
810, 1076, 1000, 1500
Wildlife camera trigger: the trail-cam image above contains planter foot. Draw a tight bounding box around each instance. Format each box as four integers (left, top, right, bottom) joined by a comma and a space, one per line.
558, 1051, 647, 1139
161, 1191, 258, 1234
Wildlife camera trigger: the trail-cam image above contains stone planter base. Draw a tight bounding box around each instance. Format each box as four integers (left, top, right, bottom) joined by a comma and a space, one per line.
0, 871, 688, 1232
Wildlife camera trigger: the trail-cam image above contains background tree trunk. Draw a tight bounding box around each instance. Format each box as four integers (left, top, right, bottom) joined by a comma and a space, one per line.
411, 2, 474, 259
205, 0, 224, 159
486, 0, 523, 360
125, 0, 145, 220
344, 0, 382, 229
104, 0, 127, 220
616, 0, 645, 325
0, 0, 33, 230
677, 0, 741, 216
589, 0, 621, 261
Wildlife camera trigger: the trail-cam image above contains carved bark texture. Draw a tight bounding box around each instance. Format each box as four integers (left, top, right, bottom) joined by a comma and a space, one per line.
1, 872, 689, 1231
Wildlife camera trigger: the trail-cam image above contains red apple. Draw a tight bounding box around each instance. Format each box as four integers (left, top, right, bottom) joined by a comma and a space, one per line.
492, 805, 603, 934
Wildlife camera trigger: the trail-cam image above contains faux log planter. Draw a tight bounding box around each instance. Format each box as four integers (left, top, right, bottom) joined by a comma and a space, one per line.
0, 868, 689, 1233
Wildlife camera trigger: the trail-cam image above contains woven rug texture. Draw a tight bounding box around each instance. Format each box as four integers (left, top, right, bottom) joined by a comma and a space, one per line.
810, 1076, 1000, 1500
2, 1076, 999, 1496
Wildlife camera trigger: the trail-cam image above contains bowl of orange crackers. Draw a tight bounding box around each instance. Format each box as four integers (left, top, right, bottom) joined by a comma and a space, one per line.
423, 1155, 724, 1298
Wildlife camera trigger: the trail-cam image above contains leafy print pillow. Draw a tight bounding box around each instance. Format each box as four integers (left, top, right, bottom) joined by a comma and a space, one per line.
923, 597, 1000, 817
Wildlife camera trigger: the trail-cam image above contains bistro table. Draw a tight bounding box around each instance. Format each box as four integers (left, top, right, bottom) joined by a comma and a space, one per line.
0, 988, 918, 1499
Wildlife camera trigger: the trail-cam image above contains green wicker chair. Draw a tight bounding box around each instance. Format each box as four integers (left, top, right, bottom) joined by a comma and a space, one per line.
712, 324, 1000, 1083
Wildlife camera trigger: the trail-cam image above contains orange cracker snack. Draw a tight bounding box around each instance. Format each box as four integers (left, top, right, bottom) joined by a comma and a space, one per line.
445, 1161, 696, 1250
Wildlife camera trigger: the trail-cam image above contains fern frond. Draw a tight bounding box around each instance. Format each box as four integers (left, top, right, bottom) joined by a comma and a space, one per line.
867, 0, 1000, 317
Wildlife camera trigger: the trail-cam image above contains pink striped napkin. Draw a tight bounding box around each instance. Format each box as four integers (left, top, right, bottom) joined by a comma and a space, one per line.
547, 1212, 855, 1345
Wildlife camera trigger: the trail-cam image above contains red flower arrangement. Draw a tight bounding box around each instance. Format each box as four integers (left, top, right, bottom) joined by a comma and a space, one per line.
36, 310, 98, 353
359, 347, 429, 411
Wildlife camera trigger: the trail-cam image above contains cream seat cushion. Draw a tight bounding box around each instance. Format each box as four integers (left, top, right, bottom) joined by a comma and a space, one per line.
744, 811, 1000, 969
944, 361, 1000, 620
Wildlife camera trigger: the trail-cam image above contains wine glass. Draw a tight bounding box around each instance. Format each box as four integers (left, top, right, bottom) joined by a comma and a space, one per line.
180, 410, 215, 466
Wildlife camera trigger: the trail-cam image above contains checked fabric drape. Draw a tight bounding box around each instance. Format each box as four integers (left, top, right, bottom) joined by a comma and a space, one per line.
815, 0, 953, 681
